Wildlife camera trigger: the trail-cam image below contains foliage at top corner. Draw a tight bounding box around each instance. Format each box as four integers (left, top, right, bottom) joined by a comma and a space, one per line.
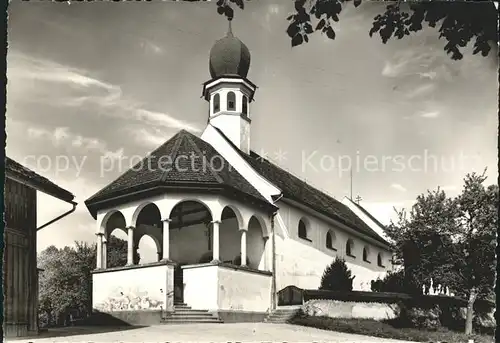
204, 0, 498, 61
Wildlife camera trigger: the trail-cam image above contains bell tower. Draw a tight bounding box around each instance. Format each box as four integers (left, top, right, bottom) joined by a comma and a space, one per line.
202, 19, 256, 154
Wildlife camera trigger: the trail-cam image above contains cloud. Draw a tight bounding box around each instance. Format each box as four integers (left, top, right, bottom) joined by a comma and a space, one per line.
7, 50, 201, 133
128, 126, 173, 148
381, 46, 458, 82
139, 39, 164, 55
382, 60, 407, 78
390, 183, 407, 192
420, 111, 440, 119
406, 83, 436, 99
418, 71, 437, 80
25, 124, 124, 158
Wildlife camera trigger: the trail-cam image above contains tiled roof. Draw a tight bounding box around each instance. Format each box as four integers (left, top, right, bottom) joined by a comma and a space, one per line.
85, 130, 273, 216
5, 157, 75, 203
211, 127, 391, 247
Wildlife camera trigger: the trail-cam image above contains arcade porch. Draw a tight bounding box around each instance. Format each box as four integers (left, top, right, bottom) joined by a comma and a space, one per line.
90, 193, 274, 322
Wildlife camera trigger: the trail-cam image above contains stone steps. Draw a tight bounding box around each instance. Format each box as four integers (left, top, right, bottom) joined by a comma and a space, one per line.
161, 303, 222, 324
264, 308, 300, 324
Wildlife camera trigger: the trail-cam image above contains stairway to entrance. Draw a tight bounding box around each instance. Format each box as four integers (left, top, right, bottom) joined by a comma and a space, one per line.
161, 302, 222, 324
263, 307, 300, 324
162, 266, 222, 323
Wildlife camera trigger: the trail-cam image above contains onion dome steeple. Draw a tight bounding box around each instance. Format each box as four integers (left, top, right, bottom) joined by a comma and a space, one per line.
209, 18, 251, 79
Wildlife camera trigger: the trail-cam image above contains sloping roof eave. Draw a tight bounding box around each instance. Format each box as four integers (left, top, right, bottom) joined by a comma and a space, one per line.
5, 157, 75, 203
85, 182, 276, 220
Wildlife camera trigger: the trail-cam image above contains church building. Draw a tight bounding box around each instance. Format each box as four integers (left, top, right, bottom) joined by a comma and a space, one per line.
85, 20, 393, 324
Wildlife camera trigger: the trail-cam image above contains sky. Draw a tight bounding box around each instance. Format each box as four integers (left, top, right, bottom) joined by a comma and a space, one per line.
6, 0, 498, 262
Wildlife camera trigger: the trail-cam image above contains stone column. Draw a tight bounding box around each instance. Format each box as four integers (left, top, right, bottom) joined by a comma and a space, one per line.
162, 219, 171, 261
96, 233, 103, 269
240, 230, 247, 266
211, 220, 220, 263
102, 236, 108, 269
127, 226, 134, 265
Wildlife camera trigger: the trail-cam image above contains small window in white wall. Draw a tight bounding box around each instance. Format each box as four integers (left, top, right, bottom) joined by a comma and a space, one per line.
346, 239, 355, 257
377, 253, 385, 267
242, 95, 248, 116
227, 91, 236, 111
213, 93, 220, 113
363, 246, 370, 263
326, 230, 336, 250
298, 219, 311, 241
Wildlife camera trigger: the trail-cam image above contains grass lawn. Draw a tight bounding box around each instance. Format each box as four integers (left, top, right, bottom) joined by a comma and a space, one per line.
289, 314, 495, 343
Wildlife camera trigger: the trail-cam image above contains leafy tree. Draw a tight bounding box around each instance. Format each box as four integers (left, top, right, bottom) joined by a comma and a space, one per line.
386, 188, 459, 295
371, 269, 405, 293
37, 236, 132, 326
384, 170, 497, 334
204, 0, 498, 61
448, 171, 497, 334
38, 246, 81, 325
107, 235, 130, 268
319, 257, 355, 291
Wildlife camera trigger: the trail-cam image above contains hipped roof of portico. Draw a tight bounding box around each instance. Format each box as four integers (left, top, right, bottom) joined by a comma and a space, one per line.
84, 130, 276, 219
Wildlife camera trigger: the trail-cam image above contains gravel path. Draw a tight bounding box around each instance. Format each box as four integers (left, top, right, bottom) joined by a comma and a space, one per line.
7, 323, 418, 343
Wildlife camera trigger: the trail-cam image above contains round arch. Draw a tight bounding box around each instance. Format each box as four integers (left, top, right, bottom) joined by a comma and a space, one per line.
326, 229, 336, 249
247, 216, 267, 269
363, 245, 371, 262
249, 214, 269, 238
137, 234, 161, 264
377, 252, 384, 267
346, 238, 355, 257
298, 216, 311, 240
132, 202, 163, 228
221, 205, 244, 230
100, 210, 126, 236
168, 198, 216, 221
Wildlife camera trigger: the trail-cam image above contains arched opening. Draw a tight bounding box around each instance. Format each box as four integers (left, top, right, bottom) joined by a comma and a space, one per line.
247, 216, 266, 270
103, 211, 128, 268
326, 230, 336, 250
213, 93, 220, 113
227, 91, 236, 111
298, 218, 310, 241
137, 234, 160, 264
134, 203, 163, 264
107, 228, 128, 268
346, 239, 354, 257
363, 246, 370, 262
377, 253, 384, 267
168, 200, 213, 265
242, 95, 248, 116
219, 206, 244, 265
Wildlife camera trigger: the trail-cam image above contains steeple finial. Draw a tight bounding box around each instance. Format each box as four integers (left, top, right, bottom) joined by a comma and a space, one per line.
227, 17, 233, 37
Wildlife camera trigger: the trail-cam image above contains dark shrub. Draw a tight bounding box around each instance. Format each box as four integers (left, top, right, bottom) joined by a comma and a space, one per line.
199, 252, 213, 263
394, 301, 441, 331
371, 269, 405, 293
319, 258, 354, 292
233, 255, 250, 266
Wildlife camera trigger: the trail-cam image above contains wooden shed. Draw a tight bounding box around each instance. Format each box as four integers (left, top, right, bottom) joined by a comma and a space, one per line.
3, 157, 76, 337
